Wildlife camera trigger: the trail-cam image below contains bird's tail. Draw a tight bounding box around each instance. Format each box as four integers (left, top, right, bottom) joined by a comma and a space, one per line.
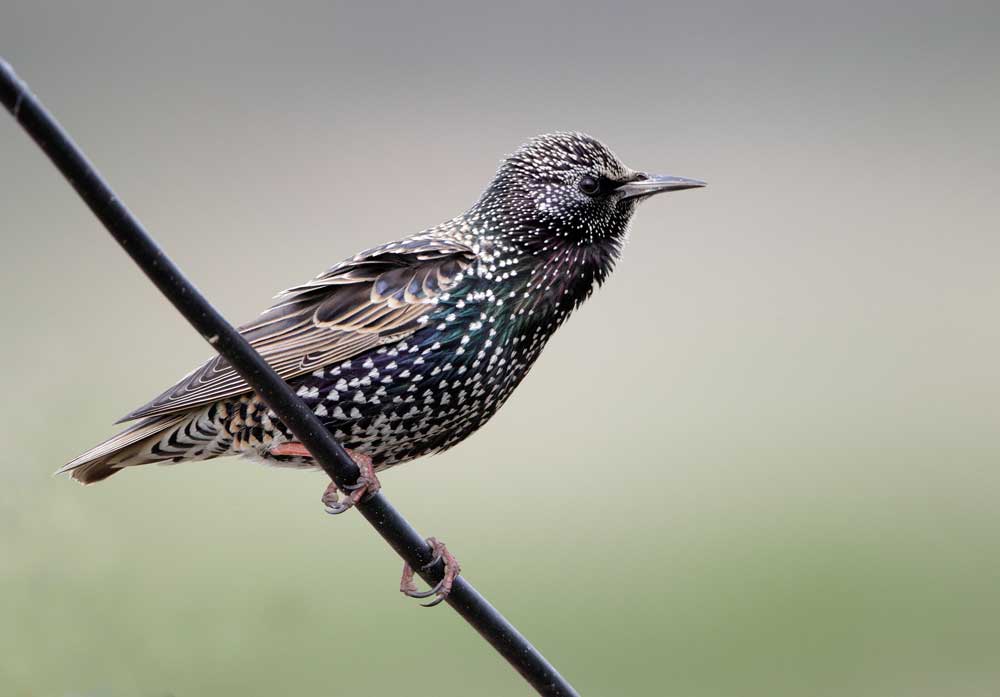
58, 409, 218, 484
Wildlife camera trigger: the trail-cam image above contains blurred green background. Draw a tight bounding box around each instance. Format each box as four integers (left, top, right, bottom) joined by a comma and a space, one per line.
2, 1, 999, 695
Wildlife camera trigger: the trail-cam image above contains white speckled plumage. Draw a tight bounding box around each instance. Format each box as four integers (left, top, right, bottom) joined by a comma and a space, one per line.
62, 132, 704, 484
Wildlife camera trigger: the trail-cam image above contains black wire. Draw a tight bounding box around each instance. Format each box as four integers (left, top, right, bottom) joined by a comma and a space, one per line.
0, 58, 580, 697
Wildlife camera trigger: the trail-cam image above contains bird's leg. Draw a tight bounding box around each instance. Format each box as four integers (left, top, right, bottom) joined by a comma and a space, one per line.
400, 537, 461, 607
270, 442, 380, 514
321, 449, 380, 515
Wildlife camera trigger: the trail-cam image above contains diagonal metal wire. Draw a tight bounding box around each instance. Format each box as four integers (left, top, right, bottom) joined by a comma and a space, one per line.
0, 58, 580, 697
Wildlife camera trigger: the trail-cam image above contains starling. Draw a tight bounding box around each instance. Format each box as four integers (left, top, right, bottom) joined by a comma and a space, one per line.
61, 132, 704, 600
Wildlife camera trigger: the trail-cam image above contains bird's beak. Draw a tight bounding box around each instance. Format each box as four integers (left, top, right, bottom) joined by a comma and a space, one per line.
617, 173, 707, 200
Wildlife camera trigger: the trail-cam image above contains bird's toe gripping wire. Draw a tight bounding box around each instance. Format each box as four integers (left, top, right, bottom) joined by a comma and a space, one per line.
400, 537, 461, 607
320, 450, 382, 515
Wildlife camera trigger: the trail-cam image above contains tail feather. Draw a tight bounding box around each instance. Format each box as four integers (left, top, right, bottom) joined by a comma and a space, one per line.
58, 414, 190, 484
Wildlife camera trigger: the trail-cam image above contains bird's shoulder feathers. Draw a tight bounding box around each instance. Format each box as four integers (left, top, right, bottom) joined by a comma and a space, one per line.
119, 236, 476, 422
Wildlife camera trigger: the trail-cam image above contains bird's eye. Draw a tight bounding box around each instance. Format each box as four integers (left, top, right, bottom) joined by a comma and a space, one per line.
579, 174, 601, 196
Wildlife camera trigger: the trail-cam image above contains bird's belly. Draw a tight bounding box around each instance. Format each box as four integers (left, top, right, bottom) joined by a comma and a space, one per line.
249, 321, 542, 470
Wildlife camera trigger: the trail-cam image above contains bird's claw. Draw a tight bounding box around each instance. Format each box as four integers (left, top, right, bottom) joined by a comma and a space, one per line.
400, 537, 461, 607
321, 451, 380, 515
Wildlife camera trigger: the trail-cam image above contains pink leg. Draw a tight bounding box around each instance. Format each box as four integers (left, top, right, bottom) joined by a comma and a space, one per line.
269, 441, 314, 458
322, 449, 380, 515
271, 442, 381, 514
400, 537, 461, 607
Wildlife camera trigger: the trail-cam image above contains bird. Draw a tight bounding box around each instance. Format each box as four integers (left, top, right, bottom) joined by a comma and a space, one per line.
61, 132, 704, 602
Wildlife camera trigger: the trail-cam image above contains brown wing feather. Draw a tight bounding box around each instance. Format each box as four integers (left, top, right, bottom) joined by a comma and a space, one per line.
118, 237, 475, 422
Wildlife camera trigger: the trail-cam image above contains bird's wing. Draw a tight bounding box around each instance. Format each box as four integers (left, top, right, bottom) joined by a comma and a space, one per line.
119, 237, 476, 422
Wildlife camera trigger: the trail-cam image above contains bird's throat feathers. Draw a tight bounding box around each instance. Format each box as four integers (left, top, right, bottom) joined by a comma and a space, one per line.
462, 217, 626, 326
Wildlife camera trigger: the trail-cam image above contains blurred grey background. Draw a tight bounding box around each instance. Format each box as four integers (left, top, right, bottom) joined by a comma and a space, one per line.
2, 1, 999, 695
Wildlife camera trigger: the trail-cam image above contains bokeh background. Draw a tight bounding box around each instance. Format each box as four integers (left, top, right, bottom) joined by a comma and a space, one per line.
2, 1, 999, 695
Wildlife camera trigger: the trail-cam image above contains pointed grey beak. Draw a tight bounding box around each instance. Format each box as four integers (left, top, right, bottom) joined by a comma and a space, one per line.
618, 173, 707, 200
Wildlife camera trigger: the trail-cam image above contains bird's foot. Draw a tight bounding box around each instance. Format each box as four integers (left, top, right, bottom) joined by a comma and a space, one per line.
271, 442, 381, 514
400, 537, 461, 607
321, 450, 381, 515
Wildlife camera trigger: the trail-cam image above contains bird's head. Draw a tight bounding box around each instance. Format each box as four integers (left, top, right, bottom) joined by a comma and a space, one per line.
476, 132, 705, 247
